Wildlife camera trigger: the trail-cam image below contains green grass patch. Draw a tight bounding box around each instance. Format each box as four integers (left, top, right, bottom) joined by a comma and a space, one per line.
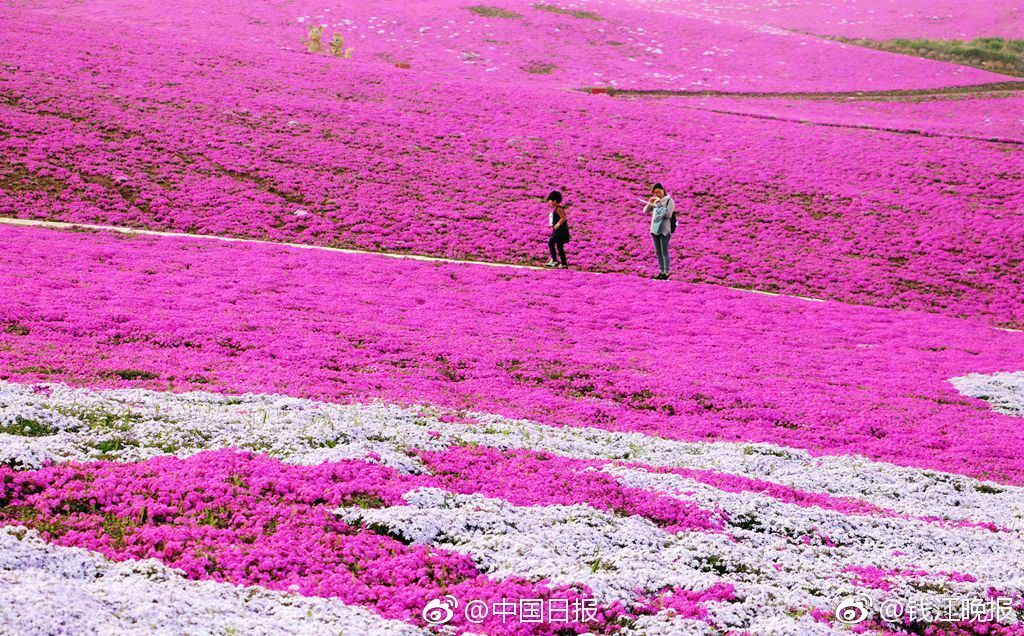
0, 416, 56, 437
101, 368, 160, 381
346, 491, 387, 509
837, 36, 1024, 76
0, 505, 69, 538
53, 405, 141, 433
88, 436, 137, 459
522, 61, 558, 74
2, 322, 30, 336
199, 506, 234, 529
533, 3, 601, 20
466, 5, 522, 19
102, 513, 133, 548
12, 365, 66, 376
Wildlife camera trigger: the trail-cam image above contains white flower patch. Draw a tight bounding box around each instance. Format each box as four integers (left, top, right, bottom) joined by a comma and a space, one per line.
0, 527, 428, 636
951, 371, 1024, 417
336, 487, 841, 633
618, 611, 717, 636
605, 465, 1024, 600
451, 414, 1024, 529
340, 482, 1024, 633
3, 382, 1024, 631
1, 381, 1022, 530
0, 381, 434, 473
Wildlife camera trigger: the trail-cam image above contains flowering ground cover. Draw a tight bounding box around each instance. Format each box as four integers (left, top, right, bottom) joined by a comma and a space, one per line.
3, 381, 1024, 634
12, 0, 1013, 91
0, 525, 433, 636
2, 224, 1023, 485
3, 0, 1024, 633
656, 0, 1024, 40
2, 5, 1022, 326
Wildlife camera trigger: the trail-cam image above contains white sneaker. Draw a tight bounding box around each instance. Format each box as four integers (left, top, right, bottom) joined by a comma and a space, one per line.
545, 260, 558, 268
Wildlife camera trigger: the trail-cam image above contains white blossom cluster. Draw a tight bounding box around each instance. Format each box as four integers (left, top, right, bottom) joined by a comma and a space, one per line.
2, 380, 1023, 634
0, 526, 428, 636
337, 475, 1024, 634
1, 381, 1020, 528
951, 371, 1024, 417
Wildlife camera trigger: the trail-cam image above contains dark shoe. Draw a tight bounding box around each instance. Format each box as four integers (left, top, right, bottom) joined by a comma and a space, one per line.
651, 273, 664, 279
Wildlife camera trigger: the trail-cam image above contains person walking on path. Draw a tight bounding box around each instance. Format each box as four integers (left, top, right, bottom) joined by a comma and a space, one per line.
545, 190, 570, 268
644, 183, 675, 279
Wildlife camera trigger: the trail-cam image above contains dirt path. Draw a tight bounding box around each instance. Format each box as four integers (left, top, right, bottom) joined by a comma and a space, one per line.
582, 81, 1024, 101
675, 103, 1023, 145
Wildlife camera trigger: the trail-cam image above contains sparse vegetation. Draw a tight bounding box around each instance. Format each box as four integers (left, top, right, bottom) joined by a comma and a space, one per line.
836, 36, 1024, 77
3, 321, 30, 336
101, 368, 160, 381
466, 5, 522, 19
522, 61, 558, 75
0, 417, 56, 437
533, 4, 601, 20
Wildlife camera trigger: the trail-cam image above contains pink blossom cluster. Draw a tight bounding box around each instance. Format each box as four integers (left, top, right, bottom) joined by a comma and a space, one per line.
1, 6, 1021, 325
3, 0, 1024, 632
655, 0, 1024, 40
843, 565, 977, 592
0, 447, 755, 633
1, 224, 1023, 485
11, 0, 1012, 91
0, 450, 631, 634
417, 446, 722, 533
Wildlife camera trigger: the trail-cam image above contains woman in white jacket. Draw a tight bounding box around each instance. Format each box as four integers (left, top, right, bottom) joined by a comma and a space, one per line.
644, 183, 675, 280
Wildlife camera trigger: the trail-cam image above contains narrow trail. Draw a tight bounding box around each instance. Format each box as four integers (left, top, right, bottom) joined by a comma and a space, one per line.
1, 217, 1020, 334
581, 81, 1024, 101
675, 103, 1023, 145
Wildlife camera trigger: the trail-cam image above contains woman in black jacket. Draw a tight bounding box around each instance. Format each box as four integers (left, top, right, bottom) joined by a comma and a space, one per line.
545, 190, 570, 268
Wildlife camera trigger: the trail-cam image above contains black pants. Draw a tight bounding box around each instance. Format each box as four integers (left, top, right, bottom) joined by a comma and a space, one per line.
548, 237, 567, 266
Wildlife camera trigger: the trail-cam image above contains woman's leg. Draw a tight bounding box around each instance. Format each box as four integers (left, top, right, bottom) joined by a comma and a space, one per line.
556, 242, 567, 266
652, 233, 664, 272
651, 233, 667, 272
548, 235, 558, 262
661, 234, 671, 274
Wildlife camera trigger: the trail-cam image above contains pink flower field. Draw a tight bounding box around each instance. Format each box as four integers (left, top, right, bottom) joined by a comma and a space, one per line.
1, 1, 1023, 634
2, 1, 1024, 327
655, 0, 1024, 40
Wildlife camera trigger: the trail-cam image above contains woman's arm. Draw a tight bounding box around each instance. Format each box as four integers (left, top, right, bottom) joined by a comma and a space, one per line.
664, 197, 675, 218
